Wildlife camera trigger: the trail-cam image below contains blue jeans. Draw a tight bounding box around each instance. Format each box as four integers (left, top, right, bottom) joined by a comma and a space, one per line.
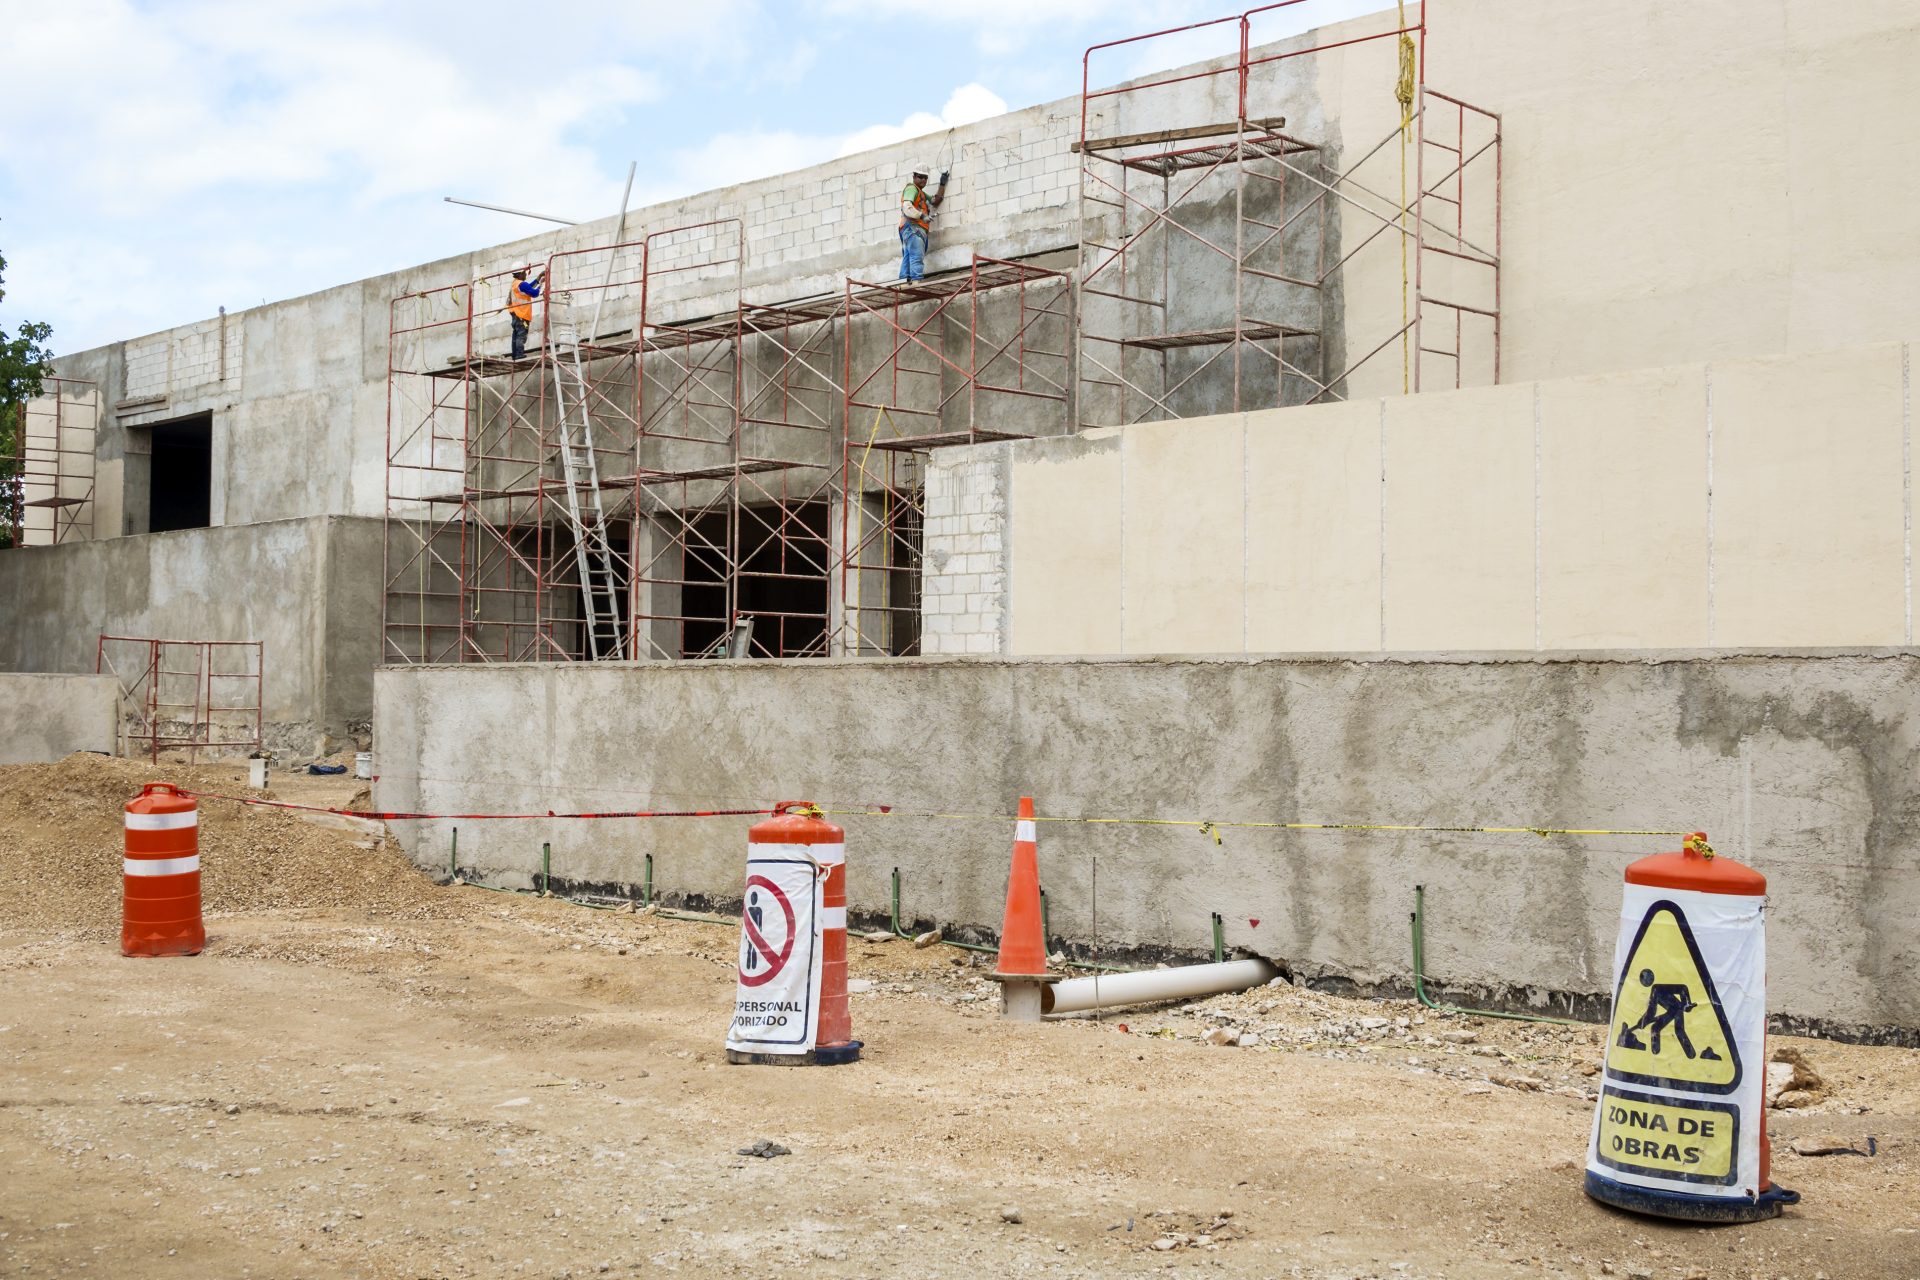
510, 315, 529, 360
899, 226, 927, 281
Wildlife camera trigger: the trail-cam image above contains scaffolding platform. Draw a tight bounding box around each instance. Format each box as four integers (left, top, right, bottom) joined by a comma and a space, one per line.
1121, 321, 1318, 351
1073, 115, 1289, 154
633, 459, 806, 487
858, 427, 1035, 453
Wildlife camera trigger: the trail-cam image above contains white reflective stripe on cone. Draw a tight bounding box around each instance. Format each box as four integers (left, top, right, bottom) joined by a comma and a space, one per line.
125, 855, 200, 877
1016, 820, 1037, 843
820, 906, 847, 931
746, 841, 845, 867
125, 811, 198, 831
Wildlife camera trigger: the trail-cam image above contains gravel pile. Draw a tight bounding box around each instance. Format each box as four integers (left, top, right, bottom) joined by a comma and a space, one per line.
0, 753, 461, 936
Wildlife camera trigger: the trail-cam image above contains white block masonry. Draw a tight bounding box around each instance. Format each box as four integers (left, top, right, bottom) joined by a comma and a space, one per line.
121, 312, 244, 419
920, 443, 1013, 656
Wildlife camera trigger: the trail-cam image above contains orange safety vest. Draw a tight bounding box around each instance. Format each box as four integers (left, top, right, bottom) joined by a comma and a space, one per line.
507, 280, 534, 324
900, 183, 933, 234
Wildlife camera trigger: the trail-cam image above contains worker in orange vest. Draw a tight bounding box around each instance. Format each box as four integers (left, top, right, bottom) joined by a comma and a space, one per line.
505, 266, 544, 360
898, 163, 949, 283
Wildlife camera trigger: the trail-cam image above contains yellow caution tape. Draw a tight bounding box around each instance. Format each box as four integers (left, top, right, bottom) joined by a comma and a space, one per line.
819, 806, 1691, 845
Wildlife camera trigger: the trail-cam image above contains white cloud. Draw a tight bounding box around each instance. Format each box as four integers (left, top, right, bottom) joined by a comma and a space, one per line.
835, 84, 1010, 159
0, 0, 705, 347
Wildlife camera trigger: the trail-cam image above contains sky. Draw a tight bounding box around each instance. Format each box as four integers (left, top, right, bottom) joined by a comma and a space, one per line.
0, 0, 1393, 355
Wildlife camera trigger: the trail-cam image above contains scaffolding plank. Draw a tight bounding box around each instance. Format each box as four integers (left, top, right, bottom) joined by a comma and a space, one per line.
1120, 322, 1317, 351
1072, 116, 1287, 154
634, 459, 805, 487
861, 427, 1036, 453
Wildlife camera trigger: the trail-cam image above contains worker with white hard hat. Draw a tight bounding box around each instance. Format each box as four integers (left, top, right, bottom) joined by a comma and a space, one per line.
504, 265, 545, 361
897, 162, 949, 283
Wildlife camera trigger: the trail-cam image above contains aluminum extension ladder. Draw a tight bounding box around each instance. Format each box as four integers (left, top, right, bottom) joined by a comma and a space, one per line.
547, 317, 625, 660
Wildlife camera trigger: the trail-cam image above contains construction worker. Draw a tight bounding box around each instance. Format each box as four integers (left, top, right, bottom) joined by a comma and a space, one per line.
505, 266, 544, 360
898, 163, 949, 283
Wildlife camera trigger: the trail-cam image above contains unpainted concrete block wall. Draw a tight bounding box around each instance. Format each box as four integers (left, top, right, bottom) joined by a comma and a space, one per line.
0, 516, 384, 751
921, 447, 1011, 655
375, 651, 1920, 1039
0, 674, 119, 764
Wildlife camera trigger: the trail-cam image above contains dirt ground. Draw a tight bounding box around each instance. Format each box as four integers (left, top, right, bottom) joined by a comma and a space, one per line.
1, 757, 1915, 1279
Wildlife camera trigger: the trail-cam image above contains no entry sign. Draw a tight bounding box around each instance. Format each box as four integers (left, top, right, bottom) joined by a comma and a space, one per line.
726, 849, 823, 1055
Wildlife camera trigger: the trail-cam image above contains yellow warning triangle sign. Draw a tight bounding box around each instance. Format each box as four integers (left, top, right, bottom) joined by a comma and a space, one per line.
1604, 901, 1741, 1094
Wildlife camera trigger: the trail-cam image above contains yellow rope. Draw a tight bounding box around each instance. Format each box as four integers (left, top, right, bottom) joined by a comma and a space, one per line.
822, 806, 1691, 849
1396, 0, 1417, 394
849, 406, 894, 639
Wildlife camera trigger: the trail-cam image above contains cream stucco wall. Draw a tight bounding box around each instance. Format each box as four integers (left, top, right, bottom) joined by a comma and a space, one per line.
987, 338, 1913, 656
1303, 0, 1920, 400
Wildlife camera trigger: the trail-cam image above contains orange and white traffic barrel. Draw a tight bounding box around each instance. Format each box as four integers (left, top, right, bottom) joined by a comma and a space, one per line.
123, 783, 205, 957
725, 801, 861, 1066
1585, 832, 1797, 1221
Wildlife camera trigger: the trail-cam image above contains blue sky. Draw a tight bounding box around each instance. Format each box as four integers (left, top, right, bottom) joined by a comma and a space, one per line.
0, 0, 1392, 354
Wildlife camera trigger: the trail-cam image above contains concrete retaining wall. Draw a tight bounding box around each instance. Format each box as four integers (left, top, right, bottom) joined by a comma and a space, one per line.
374, 651, 1920, 1040
0, 674, 119, 764
0, 516, 383, 752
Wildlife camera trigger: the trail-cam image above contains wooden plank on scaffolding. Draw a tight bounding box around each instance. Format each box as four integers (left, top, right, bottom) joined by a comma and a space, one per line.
634, 459, 801, 487
1120, 321, 1317, 351
863, 427, 1036, 453
1072, 116, 1287, 154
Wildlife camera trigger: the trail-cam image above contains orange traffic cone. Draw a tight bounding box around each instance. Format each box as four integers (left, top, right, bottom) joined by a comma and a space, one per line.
992, 796, 1050, 1020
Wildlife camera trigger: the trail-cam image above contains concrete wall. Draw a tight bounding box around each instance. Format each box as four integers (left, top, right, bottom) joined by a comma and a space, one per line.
374, 651, 1920, 1039
924, 339, 1916, 656
48, 0, 1920, 533
0, 674, 118, 764
0, 516, 383, 750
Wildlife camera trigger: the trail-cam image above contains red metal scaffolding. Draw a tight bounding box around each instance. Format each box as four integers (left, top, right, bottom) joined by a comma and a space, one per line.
632, 219, 839, 660
385, 218, 851, 663
383, 236, 653, 665
8, 375, 99, 547
840, 255, 1071, 655
96, 635, 264, 763
1076, 2, 1500, 425
382, 3, 1498, 665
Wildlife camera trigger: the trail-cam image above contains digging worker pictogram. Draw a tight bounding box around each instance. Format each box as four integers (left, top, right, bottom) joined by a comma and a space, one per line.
1616, 967, 1721, 1061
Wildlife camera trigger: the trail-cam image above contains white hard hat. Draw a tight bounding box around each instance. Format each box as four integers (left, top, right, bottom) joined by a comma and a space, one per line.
910, 162, 929, 176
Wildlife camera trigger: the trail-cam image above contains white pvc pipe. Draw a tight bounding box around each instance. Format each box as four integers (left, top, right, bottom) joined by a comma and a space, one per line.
1041, 959, 1278, 1015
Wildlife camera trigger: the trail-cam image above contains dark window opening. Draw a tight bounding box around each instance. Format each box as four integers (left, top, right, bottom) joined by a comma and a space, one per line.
676, 502, 831, 658
737, 500, 830, 657
147, 413, 213, 532
680, 511, 732, 659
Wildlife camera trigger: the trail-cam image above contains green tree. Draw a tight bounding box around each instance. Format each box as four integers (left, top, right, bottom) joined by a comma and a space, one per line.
0, 246, 57, 548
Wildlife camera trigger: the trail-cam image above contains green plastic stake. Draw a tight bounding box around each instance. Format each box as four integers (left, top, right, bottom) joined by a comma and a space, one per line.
541, 842, 552, 896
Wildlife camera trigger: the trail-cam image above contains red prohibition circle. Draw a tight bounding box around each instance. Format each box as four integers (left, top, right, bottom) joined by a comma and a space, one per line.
737, 874, 797, 987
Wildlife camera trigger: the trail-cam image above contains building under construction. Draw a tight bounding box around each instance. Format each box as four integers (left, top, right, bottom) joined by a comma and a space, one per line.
4, 1, 1918, 1038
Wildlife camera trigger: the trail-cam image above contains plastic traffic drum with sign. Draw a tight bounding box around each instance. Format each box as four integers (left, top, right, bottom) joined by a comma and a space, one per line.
1585, 833, 1797, 1222
724, 801, 861, 1066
